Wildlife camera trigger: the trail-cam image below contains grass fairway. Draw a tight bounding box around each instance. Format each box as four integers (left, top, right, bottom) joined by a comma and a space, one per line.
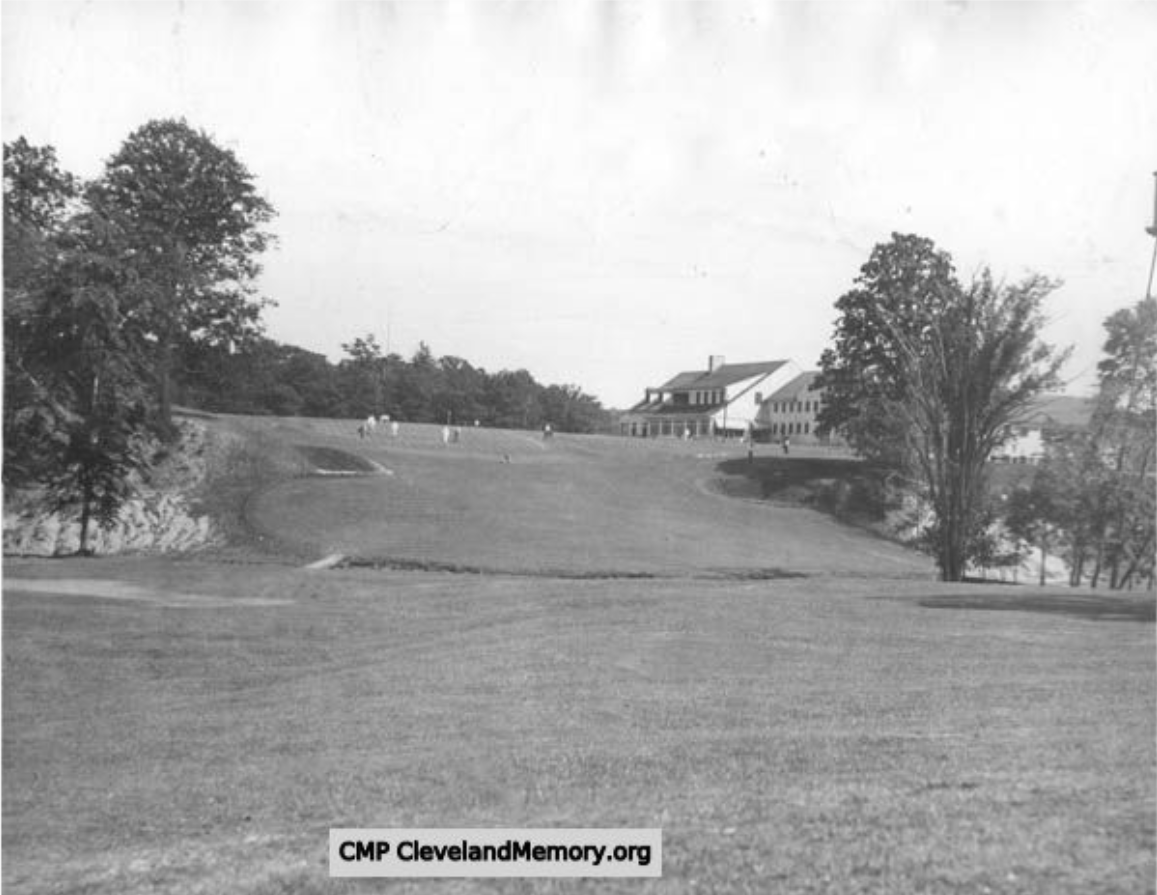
237, 418, 924, 577
3, 417, 1155, 893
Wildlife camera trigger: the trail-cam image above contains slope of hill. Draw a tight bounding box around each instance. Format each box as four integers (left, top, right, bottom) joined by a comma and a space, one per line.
3, 418, 224, 557
223, 414, 930, 579
4, 411, 932, 579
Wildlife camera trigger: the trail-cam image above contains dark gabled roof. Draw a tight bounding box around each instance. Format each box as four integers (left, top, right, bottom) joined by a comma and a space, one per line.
657, 371, 706, 391
1022, 394, 1094, 429
657, 360, 789, 391
764, 371, 822, 403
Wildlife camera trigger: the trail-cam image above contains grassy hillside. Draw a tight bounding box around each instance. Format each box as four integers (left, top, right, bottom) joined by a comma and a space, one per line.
207, 414, 930, 579
3, 413, 1153, 895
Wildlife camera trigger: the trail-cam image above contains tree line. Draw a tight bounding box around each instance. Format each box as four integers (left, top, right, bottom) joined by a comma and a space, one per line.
818, 233, 1155, 587
3, 121, 610, 552
1003, 298, 1155, 589
180, 333, 612, 432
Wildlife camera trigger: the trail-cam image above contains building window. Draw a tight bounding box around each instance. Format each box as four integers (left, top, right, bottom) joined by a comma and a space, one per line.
804, 422, 810, 434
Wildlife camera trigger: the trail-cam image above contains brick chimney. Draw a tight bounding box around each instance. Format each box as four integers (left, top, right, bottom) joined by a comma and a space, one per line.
708, 355, 725, 373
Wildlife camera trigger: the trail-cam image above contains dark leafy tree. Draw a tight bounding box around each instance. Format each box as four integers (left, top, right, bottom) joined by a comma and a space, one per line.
1083, 298, 1156, 588
3, 137, 79, 292
486, 369, 542, 429
88, 119, 276, 433
179, 329, 611, 433
395, 342, 442, 422
1005, 462, 1068, 585
10, 208, 154, 552
816, 233, 959, 463
435, 356, 487, 425
4, 139, 81, 447
1013, 299, 1157, 589
869, 266, 1068, 581
183, 338, 341, 416
337, 334, 387, 417
4, 139, 85, 482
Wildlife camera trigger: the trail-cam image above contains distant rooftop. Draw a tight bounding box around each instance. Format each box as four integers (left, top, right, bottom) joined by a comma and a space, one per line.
656, 360, 789, 391
1022, 394, 1094, 429
764, 371, 823, 403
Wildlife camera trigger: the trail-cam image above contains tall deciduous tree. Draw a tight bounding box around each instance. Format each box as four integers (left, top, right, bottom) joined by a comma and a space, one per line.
1005, 460, 1069, 586
1008, 299, 1156, 589
7, 202, 153, 551
3, 137, 78, 282
1086, 297, 1156, 588
88, 119, 276, 433
816, 233, 959, 463
821, 232, 1069, 581
884, 271, 1068, 580
4, 139, 83, 481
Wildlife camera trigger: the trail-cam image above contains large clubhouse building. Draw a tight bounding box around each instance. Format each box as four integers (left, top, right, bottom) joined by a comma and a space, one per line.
620, 355, 1085, 456
756, 369, 842, 444
618, 356, 839, 443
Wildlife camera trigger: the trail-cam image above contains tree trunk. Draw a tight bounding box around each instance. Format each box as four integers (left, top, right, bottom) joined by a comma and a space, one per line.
155, 335, 182, 441
78, 480, 93, 556
1117, 532, 1154, 593
1069, 543, 1084, 587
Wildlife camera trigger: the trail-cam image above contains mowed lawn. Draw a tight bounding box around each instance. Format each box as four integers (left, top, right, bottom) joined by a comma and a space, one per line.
238, 418, 925, 578
3, 418, 1155, 893
3, 558, 1153, 895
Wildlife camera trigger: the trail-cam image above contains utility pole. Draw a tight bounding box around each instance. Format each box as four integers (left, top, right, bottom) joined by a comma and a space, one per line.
1147, 171, 1157, 300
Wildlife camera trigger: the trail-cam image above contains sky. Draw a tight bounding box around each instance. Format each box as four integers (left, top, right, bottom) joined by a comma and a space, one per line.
4, 1, 1156, 409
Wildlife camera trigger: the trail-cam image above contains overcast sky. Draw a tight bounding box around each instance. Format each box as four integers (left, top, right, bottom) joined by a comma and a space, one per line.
4, 1, 1156, 408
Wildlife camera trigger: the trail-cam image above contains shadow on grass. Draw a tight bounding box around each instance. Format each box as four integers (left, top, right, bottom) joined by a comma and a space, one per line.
918, 592, 1156, 623
714, 456, 890, 517
342, 557, 809, 581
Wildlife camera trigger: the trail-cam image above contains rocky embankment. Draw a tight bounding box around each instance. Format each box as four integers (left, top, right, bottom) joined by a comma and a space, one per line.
3, 420, 222, 557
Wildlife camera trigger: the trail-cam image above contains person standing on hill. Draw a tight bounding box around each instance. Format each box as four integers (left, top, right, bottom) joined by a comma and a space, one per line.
781, 435, 790, 455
